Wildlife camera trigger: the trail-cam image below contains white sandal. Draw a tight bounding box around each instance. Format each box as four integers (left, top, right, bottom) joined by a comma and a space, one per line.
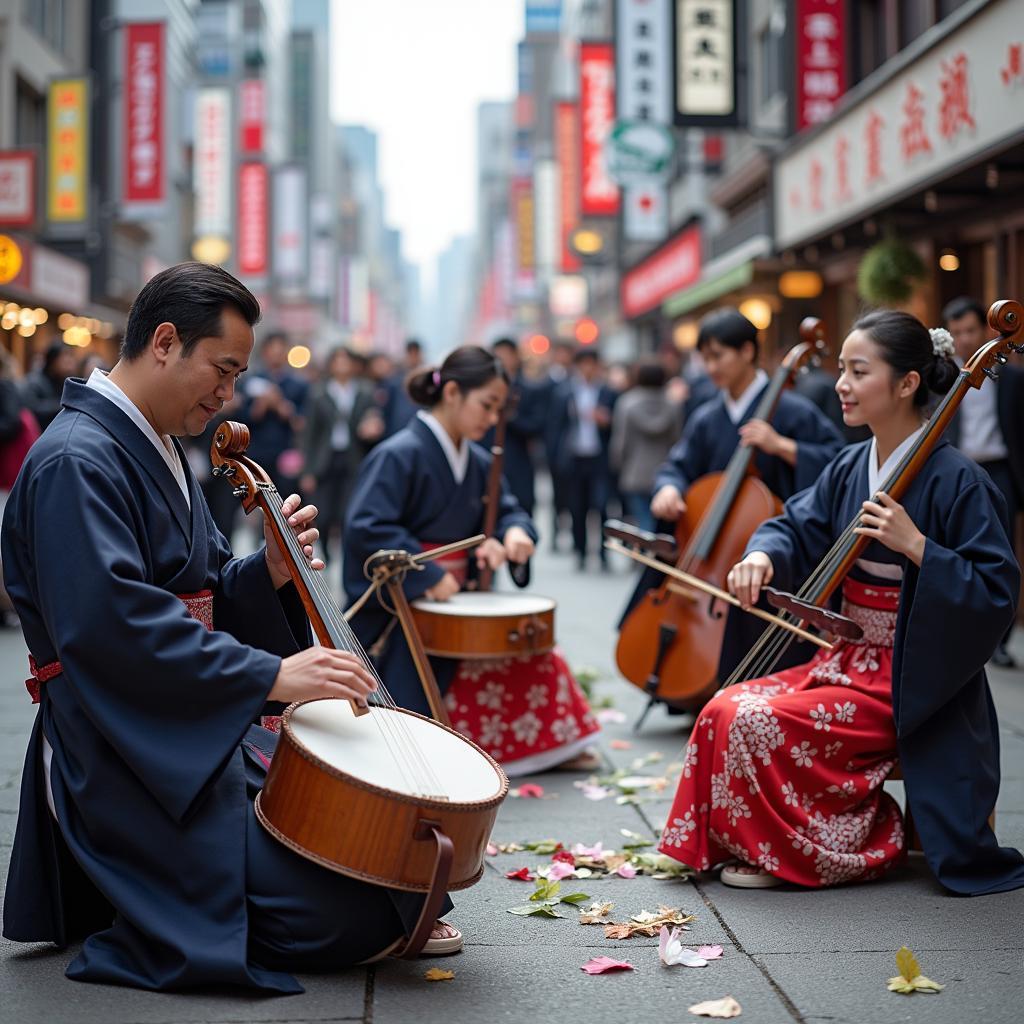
421, 921, 463, 955
720, 863, 783, 889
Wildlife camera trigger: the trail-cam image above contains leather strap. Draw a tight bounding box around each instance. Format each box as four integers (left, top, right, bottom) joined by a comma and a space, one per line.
399, 823, 455, 959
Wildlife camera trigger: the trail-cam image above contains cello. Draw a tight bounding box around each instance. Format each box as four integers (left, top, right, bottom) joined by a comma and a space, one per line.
211, 422, 508, 958
616, 318, 828, 716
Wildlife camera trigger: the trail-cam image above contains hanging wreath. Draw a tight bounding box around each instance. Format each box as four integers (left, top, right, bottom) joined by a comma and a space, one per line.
856, 239, 927, 306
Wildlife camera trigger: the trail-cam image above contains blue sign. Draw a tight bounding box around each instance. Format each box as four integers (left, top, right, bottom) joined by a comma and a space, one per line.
525, 1, 562, 35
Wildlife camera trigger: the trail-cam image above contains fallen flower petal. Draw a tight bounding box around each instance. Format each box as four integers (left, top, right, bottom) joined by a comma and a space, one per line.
511, 783, 545, 799
689, 996, 742, 1018
581, 956, 635, 975
505, 867, 534, 881
571, 841, 605, 858
659, 926, 708, 967
552, 850, 576, 866
424, 968, 455, 982
486, 842, 499, 857
596, 708, 627, 725
547, 861, 576, 881
615, 862, 638, 878
609, 739, 632, 750
579, 784, 612, 801
697, 945, 724, 960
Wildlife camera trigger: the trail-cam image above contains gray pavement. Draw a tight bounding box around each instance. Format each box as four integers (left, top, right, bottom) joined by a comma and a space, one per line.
2, 523, 1023, 1023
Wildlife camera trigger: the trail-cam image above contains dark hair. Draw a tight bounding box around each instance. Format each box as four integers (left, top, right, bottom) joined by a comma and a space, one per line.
43, 341, 73, 373
328, 345, 367, 370
942, 296, 986, 327
261, 331, 289, 349
407, 345, 508, 407
635, 358, 667, 389
405, 338, 423, 353
122, 262, 260, 361
852, 309, 959, 406
573, 347, 600, 364
696, 307, 759, 358
491, 337, 518, 354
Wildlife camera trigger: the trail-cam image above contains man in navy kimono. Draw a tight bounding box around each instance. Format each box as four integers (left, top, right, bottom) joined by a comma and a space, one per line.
2, 263, 444, 993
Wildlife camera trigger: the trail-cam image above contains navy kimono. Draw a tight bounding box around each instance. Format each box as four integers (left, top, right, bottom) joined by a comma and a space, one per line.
343, 415, 537, 716
2, 381, 420, 992
749, 439, 1024, 895
482, 373, 547, 515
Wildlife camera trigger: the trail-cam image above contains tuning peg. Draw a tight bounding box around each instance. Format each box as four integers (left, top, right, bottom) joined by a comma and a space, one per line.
996, 353, 1009, 364
232, 486, 248, 498
984, 367, 1000, 380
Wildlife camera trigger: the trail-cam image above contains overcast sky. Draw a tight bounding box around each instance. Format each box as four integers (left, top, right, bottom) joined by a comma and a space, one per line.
330, 0, 523, 277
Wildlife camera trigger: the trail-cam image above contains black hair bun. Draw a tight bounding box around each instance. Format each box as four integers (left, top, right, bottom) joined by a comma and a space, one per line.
926, 354, 959, 395
406, 367, 441, 406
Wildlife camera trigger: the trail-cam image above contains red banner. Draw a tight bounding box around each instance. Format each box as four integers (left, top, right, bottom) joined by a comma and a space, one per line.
239, 79, 265, 154
579, 41, 619, 217
620, 224, 701, 320
554, 101, 581, 272
796, 0, 847, 131
237, 162, 268, 277
123, 22, 165, 204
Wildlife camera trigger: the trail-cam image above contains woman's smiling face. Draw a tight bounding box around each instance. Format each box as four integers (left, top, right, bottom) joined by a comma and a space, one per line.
835, 329, 919, 428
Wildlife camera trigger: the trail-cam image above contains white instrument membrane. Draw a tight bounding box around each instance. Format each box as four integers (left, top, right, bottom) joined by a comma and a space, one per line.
411, 592, 556, 617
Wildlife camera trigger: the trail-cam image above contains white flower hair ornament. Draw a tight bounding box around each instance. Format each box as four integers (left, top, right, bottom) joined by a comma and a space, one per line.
929, 327, 956, 359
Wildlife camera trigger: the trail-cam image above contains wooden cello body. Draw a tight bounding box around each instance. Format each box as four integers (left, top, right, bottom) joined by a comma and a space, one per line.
615, 319, 827, 712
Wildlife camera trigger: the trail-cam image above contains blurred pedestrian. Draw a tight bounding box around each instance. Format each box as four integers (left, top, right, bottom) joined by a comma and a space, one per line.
383, 338, 425, 436
20, 341, 79, 431
609, 359, 683, 533
543, 338, 580, 550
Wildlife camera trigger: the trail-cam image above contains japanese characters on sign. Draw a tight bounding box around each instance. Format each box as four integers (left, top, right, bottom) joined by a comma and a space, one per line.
123, 22, 165, 207
775, 0, 1024, 250
621, 222, 702, 319
580, 42, 620, 216
237, 162, 268, 278
239, 79, 265, 155
193, 88, 231, 238
47, 78, 89, 224
554, 101, 581, 272
0, 151, 36, 227
673, 0, 738, 126
795, 0, 847, 131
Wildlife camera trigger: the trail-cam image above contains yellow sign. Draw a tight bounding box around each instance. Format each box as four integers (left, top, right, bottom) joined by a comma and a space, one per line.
48, 77, 89, 222
0, 235, 23, 285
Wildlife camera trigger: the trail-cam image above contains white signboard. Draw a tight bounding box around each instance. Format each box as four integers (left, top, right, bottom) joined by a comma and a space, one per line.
775, 0, 1024, 249
273, 165, 308, 283
193, 88, 231, 237
675, 0, 736, 122
32, 245, 89, 308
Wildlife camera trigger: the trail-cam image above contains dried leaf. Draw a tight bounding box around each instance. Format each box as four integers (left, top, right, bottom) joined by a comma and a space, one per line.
605, 907, 696, 939
507, 902, 564, 918
580, 956, 635, 975
895, 946, 921, 982
604, 923, 635, 940
505, 867, 534, 881
579, 901, 614, 924
424, 968, 455, 982
688, 996, 742, 1018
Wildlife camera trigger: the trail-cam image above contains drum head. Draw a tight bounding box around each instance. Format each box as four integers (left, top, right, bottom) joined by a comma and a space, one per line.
412, 592, 556, 617
287, 699, 505, 803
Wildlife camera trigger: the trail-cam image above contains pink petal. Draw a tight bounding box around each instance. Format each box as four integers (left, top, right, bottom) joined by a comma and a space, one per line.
515, 783, 544, 798
596, 709, 627, 724
610, 739, 632, 750
658, 925, 675, 961
697, 945, 724, 960
580, 784, 611, 801
615, 862, 638, 878
580, 956, 635, 975
486, 843, 499, 857
547, 861, 575, 881
571, 841, 604, 858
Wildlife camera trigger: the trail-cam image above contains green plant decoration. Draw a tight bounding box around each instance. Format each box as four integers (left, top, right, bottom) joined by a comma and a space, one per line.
857, 239, 927, 306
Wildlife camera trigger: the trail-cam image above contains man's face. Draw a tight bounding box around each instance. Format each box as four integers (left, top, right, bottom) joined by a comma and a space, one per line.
160, 308, 253, 436
946, 312, 986, 362
261, 338, 288, 371
494, 345, 519, 376
51, 349, 79, 381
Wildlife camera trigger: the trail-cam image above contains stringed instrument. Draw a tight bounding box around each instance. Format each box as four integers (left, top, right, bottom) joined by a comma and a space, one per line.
725, 299, 1024, 687
211, 422, 508, 959
616, 318, 828, 714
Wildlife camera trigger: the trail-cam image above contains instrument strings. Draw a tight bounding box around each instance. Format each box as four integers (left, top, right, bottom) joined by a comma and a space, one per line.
262, 486, 447, 798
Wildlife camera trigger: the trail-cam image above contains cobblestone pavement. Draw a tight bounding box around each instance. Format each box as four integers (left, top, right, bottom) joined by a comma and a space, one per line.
2, 520, 1022, 1023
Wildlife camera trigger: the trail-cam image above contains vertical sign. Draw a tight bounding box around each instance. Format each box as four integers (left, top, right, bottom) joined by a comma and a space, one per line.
193, 88, 231, 237
123, 22, 165, 206
274, 165, 307, 283
674, 0, 739, 126
554, 101, 581, 271
0, 151, 36, 227
795, 0, 847, 130
237, 162, 268, 277
511, 176, 536, 297
47, 78, 89, 223
579, 42, 619, 216
533, 158, 559, 275
239, 79, 265, 154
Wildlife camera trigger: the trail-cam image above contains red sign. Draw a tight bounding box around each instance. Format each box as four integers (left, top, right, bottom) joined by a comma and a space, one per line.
239, 79, 265, 154
0, 151, 36, 227
123, 22, 165, 204
237, 162, 268, 277
579, 41, 619, 216
554, 101, 581, 272
620, 224, 701, 320
796, 0, 847, 131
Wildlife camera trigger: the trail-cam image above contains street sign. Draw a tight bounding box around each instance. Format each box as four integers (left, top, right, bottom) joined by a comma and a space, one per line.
606, 120, 676, 185
0, 234, 23, 284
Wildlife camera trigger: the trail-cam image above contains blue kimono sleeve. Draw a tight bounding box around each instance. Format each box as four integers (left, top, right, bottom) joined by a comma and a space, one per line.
894, 479, 1019, 737
652, 410, 713, 495
788, 403, 846, 492
494, 471, 538, 543
29, 455, 280, 823
345, 446, 445, 599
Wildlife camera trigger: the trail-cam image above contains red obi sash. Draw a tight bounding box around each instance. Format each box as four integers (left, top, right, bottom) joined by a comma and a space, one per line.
420, 541, 470, 588
841, 576, 900, 611
25, 589, 215, 704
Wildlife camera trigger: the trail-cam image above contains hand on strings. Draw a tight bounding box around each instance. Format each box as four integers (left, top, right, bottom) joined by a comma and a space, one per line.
738, 420, 797, 465
650, 485, 686, 521
854, 492, 926, 566
425, 572, 461, 602
270, 648, 377, 705
475, 537, 508, 571
265, 493, 322, 589
502, 525, 535, 564
727, 551, 775, 609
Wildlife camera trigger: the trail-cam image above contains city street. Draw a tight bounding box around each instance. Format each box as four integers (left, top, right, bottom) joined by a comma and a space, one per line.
1, 518, 1022, 1024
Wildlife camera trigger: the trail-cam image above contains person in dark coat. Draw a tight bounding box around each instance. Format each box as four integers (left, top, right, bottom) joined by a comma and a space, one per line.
382, 338, 425, 437
20, 341, 79, 431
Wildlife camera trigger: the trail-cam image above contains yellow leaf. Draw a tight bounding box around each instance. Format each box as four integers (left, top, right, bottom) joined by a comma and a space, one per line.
424, 968, 455, 982
911, 975, 944, 993
895, 946, 920, 982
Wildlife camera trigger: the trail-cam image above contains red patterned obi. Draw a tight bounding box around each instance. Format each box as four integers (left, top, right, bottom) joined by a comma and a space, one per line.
25, 589, 214, 704
839, 577, 900, 648
420, 541, 470, 588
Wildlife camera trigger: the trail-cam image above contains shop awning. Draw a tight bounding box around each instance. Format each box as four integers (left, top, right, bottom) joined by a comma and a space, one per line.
661, 260, 755, 318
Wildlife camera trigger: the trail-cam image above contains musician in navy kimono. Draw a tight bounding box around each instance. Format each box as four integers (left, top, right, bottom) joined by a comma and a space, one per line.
344, 346, 602, 774
1, 263, 458, 995
621, 308, 846, 680
660, 309, 1024, 894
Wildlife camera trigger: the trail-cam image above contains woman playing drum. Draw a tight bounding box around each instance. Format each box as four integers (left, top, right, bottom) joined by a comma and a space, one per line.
343, 346, 601, 775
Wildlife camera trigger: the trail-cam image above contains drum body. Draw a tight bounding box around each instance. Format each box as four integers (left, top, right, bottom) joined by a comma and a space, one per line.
410, 592, 556, 659
256, 698, 508, 892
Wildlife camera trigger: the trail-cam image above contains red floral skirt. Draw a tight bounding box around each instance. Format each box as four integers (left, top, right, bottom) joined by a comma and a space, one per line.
658, 578, 905, 887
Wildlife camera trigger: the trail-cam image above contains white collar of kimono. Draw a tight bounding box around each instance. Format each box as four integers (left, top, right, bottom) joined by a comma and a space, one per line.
724, 368, 769, 424
417, 410, 469, 484
867, 425, 925, 500
86, 368, 191, 508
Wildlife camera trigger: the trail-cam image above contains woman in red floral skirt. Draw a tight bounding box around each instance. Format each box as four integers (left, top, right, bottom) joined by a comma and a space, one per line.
658, 310, 1024, 895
